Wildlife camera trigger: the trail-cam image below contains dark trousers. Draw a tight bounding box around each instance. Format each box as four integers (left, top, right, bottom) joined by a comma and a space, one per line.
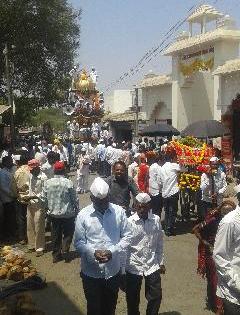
1, 201, 17, 239
150, 194, 163, 217
223, 299, 240, 315
104, 162, 112, 177
200, 201, 212, 220
81, 272, 120, 315
126, 270, 162, 315
50, 216, 75, 259
98, 159, 104, 176
163, 193, 179, 234
16, 201, 27, 241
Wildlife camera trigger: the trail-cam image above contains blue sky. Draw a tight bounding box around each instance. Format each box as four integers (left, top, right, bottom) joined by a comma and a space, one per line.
70, 0, 240, 93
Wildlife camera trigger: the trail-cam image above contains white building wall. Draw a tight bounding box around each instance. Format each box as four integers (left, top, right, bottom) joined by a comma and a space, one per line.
214, 41, 239, 68
191, 72, 214, 121
141, 85, 172, 124
220, 71, 240, 113
105, 90, 133, 114
171, 39, 240, 131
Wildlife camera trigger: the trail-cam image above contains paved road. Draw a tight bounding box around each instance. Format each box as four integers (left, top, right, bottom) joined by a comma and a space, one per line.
29, 173, 213, 315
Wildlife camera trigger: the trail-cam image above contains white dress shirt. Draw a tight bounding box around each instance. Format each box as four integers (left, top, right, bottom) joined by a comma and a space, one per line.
29, 172, 47, 206
74, 203, 131, 279
126, 211, 164, 276
96, 144, 106, 162
128, 161, 138, 178
149, 163, 162, 196
159, 162, 180, 198
213, 206, 240, 306
105, 145, 115, 165
200, 170, 227, 205
41, 161, 54, 179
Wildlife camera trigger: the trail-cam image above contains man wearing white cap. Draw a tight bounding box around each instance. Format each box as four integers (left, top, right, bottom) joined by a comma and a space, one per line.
200, 157, 227, 219
125, 192, 165, 315
213, 188, 240, 314
74, 177, 131, 315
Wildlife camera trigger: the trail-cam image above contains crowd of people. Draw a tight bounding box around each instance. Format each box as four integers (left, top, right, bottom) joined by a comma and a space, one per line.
0, 136, 239, 315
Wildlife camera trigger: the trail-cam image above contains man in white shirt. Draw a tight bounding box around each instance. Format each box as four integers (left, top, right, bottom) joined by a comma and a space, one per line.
126, 193, 165, 315
96, 139, 106, 176
159, 153, 181, 236
105, 141, 115, 177
52, 140, 69, 166
213, 189, 240, 315
200, 157, 227, 219
27, 159, 47, 256
0, 156, 17, 240
128, 153, 140, 185
149, 155, 163, 217
41, 151, 57, 179
76, 148, 91, 193
74, 177, 131, 315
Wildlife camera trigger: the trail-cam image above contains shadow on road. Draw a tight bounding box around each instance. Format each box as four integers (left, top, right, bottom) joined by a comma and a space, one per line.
31, 281, 85, 315
175, 220, 195, 235
160, 312, 182, 315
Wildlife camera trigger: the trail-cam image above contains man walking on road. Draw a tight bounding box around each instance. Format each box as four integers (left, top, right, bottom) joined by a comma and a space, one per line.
42, 161, 79, 263
13, 152, 30, 244
74, 177, 131, 315
159, 152, 181, 236
213, 186, 240, 315
149, 155, 163, 217
105, 161, 139, 217
27, 159, 47, 256
125, 192, 165, 315
0, 156, 17, 241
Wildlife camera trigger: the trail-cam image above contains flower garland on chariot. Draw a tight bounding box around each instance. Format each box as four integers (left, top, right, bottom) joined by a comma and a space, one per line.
166, 138, 214, 192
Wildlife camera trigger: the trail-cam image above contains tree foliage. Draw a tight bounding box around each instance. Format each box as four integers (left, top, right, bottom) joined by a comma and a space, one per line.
0, 0, 81, 122
30, 107, 67, 132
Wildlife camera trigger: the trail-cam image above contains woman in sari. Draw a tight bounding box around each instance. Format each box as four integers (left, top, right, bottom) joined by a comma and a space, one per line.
192, 200, 236, 315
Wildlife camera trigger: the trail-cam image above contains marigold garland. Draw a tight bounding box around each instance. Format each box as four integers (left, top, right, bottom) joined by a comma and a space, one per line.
169, 141, 207, 165
167, 138, 214, 192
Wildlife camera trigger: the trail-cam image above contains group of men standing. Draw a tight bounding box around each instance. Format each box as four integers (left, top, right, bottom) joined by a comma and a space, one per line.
0, 136, 240, 315
75, 177, 165, 315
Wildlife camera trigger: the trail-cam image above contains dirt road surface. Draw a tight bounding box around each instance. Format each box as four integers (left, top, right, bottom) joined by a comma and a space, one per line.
28, 173, 212, 315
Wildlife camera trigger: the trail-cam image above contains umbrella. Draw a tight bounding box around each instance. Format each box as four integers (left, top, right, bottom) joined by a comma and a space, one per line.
181, 120, 230, 139
140, 123, 180, 137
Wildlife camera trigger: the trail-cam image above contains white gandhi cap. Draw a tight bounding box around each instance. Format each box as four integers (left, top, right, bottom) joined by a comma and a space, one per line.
210, 156, 219, 162
90, 177, 109, 199
136, 193, 151, 204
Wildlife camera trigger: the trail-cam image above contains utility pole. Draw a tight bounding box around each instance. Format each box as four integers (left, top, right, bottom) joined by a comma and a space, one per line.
134, 86, 139, 141
3, 43, 15, 149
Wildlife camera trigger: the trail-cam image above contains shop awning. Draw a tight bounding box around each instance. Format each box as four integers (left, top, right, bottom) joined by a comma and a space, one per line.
139, 74, 172, 88
102, 111, 147, 122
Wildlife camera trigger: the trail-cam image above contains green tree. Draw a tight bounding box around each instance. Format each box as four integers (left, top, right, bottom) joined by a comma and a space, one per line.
30, 107, 67, 132
0, 0, 81, 122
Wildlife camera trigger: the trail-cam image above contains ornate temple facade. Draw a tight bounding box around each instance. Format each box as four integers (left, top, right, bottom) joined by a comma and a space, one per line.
139, 4, 240, 161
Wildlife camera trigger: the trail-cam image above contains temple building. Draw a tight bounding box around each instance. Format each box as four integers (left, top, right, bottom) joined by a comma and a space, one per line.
138, 4, 240, 163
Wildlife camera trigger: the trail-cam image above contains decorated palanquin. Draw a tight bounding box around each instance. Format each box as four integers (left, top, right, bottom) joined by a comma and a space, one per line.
71, 69, 104, 126
166, 136, 215, 192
